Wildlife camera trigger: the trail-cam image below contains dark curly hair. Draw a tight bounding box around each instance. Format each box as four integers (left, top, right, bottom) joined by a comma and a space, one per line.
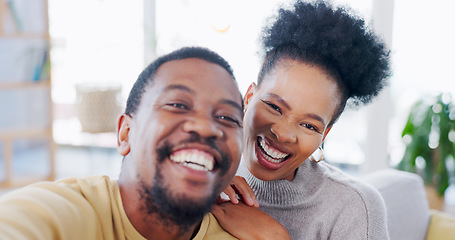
125, 46, 238, 116
258, 0, 391, 126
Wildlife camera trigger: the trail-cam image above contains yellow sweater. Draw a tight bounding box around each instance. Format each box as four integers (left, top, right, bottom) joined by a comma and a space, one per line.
0, 175, 236, 240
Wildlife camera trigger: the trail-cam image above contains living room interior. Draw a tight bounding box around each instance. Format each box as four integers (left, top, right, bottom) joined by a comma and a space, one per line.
1, 0, 455, 239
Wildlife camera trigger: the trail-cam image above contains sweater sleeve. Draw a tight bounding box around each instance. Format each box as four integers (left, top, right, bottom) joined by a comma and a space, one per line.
329, 181, 390, 240
0, 181, 101, 240
362, 185, 390, 240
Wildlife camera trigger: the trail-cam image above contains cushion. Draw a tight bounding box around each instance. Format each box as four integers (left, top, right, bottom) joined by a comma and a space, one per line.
426, 210, 455, 240
362, 169, 431, 240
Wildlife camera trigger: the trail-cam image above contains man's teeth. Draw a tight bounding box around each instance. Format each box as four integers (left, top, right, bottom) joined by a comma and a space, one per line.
259, 138, 289, 163
170, 150, 214, 171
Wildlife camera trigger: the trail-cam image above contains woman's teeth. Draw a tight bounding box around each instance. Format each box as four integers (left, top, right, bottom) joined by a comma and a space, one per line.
259, 138, 289, 163
170, 149, 214, 171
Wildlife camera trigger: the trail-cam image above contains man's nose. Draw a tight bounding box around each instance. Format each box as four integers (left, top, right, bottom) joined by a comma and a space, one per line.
270, 122, 297, 143
182, 114, 224, 140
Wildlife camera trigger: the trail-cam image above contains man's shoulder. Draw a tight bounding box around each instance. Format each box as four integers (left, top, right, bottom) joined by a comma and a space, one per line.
194, 213, 238, 240
54, 175, 116, 194
0, 175, 115, 239
0, 175, 117, 218
3, 175, 116, 202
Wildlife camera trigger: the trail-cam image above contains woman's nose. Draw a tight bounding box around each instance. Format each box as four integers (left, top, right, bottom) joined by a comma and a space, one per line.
182, 115, 224, 140
270, 123, 297, 143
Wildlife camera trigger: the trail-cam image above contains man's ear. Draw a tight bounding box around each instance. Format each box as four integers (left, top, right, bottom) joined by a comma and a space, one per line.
244, 83, 257, 109
117, 113, 131, 156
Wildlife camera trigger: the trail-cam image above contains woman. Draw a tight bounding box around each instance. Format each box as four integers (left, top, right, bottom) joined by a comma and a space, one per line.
214, 1, 391, 239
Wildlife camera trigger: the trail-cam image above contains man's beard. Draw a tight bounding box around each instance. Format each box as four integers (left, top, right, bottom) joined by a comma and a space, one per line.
139, 133, 232, 232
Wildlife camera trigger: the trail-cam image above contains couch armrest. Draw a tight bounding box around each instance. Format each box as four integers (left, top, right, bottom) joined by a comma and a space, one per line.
362, 169, 431, 240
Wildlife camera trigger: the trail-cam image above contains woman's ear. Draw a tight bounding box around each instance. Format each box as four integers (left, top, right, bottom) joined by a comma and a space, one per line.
117, 113, 131, 156
244, 83, 257, 108
322, 126, 332, 142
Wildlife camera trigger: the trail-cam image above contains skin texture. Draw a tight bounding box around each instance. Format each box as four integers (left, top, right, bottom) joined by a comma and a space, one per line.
213, 59, 340, 239
117, 58, 243, 240
212, 202, 291, 240
243, 60, 338, 181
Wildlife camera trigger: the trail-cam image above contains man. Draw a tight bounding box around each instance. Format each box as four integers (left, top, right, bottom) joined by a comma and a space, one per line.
0, 47, 243, 239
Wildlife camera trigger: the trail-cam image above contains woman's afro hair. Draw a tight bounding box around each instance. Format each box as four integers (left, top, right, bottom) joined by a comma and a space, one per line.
260, 0, 391, 106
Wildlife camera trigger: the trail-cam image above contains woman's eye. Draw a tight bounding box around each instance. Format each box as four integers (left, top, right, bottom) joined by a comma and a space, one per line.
301, 123, 320, 133
263, 101, 281, 114
217, 115, 242, 127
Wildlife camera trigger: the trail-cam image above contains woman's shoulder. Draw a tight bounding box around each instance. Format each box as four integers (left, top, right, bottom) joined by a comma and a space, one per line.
319, 162, 386, 207
300, 162, 390, 239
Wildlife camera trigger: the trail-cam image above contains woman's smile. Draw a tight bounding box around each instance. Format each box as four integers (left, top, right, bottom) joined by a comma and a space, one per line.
255, 136, 291, 170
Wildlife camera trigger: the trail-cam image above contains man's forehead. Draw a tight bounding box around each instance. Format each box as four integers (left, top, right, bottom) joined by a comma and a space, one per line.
143, 58, 242, 108
154, 58, 238, 93
155, 58, 222, 77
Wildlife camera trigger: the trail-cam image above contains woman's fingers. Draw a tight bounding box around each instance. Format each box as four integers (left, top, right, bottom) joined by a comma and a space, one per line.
221, 176, 259, 207
230, 176, 259, 207
212, 202, 291, 240
222, 186, 239, 204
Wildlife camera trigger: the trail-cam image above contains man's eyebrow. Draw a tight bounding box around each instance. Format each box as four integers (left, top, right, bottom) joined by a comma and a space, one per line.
163, 84, 242, 114
163, 84, 195, 94
220, 99, 243, 115
267, 93, 326, 126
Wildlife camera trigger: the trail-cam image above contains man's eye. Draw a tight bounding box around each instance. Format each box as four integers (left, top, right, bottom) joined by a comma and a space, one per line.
263, 101, 281, 114
167, 103, 188, 110
217, 115, 242, 127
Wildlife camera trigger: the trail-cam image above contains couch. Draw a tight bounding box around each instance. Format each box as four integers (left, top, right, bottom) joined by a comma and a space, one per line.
362, 169, 455, 240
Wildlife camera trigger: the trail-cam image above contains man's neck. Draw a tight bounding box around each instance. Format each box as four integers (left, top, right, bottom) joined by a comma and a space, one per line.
118, 178, 203, 240
131, 216, 201, 240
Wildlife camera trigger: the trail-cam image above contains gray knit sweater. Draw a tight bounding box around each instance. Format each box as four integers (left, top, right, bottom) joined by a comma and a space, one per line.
237, 160, 390, 240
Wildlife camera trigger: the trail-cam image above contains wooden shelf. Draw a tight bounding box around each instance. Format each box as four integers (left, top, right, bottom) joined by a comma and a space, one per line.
0, 33, 48, 39
0, 0, 54, 189
0, 128, 51, 139
0, 81, 50, 90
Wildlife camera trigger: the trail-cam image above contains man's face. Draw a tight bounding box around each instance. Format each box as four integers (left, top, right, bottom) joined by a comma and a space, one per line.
119, 58, 243, 226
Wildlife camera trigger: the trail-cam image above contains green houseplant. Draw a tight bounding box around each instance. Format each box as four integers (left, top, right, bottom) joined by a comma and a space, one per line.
398, 93, 455, 197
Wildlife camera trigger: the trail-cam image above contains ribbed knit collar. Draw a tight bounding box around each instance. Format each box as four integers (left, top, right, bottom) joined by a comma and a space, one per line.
237, 159, 327, 206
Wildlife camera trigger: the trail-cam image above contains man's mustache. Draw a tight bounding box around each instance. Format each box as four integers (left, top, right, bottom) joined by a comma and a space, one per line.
156, 132, 232, 175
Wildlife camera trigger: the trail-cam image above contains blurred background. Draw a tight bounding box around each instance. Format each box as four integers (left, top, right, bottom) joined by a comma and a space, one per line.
0, 0, 454, 209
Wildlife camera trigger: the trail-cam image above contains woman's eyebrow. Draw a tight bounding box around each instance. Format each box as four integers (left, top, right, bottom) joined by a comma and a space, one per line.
304, 113, 326, 127
267, 93, 291, 110
267, 93, 325, 126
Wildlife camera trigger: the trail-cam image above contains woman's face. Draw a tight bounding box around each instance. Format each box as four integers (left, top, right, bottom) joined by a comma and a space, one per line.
243, 59, 340, 181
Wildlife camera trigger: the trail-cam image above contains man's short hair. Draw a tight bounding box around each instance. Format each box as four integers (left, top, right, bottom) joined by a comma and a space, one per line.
125, 47, 236, 116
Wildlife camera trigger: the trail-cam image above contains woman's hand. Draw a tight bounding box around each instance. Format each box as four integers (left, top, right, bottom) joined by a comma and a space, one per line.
212, 202, 291, 240
220, 176, 259, 207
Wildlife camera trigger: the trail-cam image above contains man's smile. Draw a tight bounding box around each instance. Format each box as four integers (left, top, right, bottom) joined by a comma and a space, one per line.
170, 149, 215, 171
